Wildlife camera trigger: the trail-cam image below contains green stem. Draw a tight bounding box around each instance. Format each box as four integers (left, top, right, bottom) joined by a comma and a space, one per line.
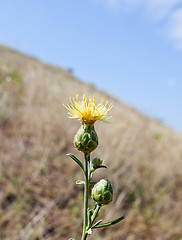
81, 152, 90, 240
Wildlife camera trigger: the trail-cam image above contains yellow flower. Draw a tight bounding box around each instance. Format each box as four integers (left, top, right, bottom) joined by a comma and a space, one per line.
64, 94, 112, 125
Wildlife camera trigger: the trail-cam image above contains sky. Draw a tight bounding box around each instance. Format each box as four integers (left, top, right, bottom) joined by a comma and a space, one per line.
0, 0, 182, 132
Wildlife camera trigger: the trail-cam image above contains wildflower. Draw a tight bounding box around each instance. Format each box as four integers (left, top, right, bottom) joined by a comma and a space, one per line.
65, 94, 112, 125
66, 94, 125, 240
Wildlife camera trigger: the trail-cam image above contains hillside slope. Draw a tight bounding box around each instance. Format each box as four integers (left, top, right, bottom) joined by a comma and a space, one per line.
0, 45, 182, 240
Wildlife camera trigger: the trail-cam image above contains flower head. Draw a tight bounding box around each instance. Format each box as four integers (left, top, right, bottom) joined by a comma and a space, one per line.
64, 94, 112, 125
91, 179, 113, 205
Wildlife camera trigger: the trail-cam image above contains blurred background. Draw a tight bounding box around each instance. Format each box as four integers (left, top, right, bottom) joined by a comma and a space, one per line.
0, 1, 182, 240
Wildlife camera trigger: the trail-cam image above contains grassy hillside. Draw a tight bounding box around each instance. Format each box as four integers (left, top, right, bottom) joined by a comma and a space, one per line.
0, 45, 182, 240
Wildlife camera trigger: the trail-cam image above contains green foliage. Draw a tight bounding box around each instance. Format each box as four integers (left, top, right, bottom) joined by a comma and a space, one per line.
9, 70, 21, 84
67, 153, 84, 171
0, 69, 21, 85
40, 167, 46, 176
154, 133, 162, 141
123, 191, 136, 208
170, 233, 182, 240
92, 215, 125, 229
70, 205, 80, 218
156, 188, 163, 202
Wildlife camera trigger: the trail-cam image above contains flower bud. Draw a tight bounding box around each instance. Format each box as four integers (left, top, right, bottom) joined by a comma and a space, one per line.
74, 124, 98, 153
91, 179, 113, 205
92, 158, 102, 168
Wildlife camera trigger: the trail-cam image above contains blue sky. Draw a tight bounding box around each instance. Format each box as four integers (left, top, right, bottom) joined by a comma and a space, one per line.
0, 0, 182, 132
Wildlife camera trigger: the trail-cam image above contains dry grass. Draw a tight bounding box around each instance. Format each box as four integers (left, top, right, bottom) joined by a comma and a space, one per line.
0, 45, 182, 240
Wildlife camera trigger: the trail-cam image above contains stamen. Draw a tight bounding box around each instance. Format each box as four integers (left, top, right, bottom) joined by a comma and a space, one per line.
76, 94, 79, 103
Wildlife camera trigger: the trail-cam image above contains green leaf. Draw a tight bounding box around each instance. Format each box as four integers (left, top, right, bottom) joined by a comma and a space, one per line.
95, 165, 107, 169
89, 209, 94, 216
92, 215, 125, 229
76, 180, 85, 185
91, 165, 107, 173
90, 181, 97, 185
67, 153, 84, 171
88, 209, 94, 227
92, 219, 103, 228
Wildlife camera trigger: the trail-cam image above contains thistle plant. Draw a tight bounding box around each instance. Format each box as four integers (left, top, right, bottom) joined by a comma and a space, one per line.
65, 94, 125, 240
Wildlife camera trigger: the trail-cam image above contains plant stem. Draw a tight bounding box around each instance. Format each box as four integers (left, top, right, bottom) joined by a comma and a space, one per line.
81, 152, 90, 240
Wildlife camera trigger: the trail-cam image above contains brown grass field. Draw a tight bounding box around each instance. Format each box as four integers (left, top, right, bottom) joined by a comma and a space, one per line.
0, 45, 182, 240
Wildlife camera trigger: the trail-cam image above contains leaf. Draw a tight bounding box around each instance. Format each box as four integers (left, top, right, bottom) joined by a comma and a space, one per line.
88, 209, 93, 227
67, 153, 84, 171
90, 181, 97, 185
91, 165, 107, 173
92, 215, 125, 229
95, 165, 107, 169
92, 219, 103, 228
76, 180, 85, 185
89, 209, 94, 216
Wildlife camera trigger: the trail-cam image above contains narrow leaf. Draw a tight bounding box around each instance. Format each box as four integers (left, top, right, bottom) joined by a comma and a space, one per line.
90, 181, 97, 185
88, 209, 93, 227
95, 165, 107, 170
76, 180, 85, 185
67, 153, 84, 171
92, 215, 125, 229
89, 209, 94, 216
92, 219, 103, 228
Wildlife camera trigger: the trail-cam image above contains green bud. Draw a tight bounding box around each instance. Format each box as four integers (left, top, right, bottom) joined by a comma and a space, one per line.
74, 124, 98, 153
91, 179, 113, 205
92, 158, 102, 168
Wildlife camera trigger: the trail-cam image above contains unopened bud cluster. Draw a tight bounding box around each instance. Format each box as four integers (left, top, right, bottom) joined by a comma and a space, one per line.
74, 122, 113, 206
91, 179, 113, 205
92, 157, 102, 168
